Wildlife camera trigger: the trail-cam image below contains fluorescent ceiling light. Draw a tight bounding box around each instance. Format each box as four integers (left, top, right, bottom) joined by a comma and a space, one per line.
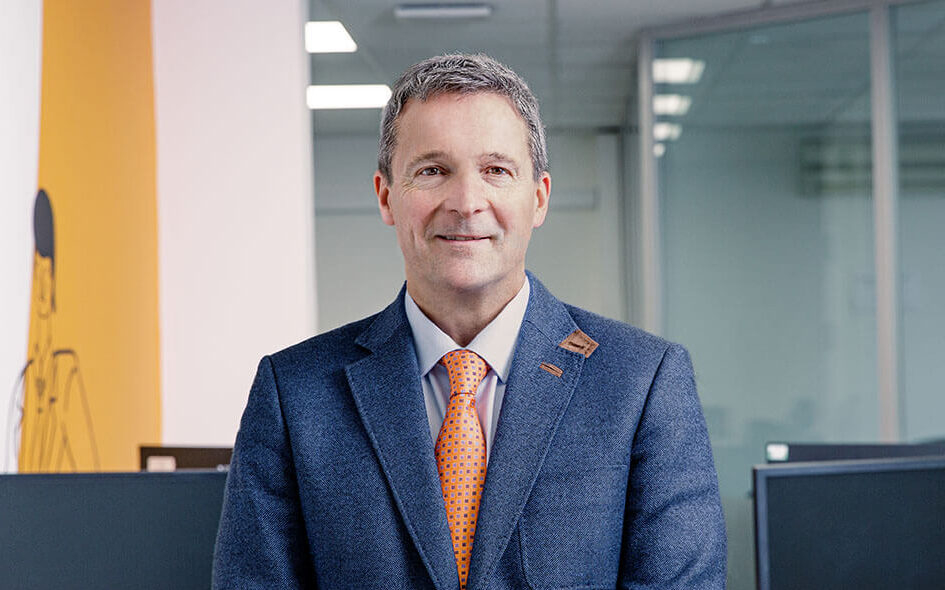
653, 123, 682, 141
305, 21, 357, 53
653, 94, 691, 116
652, 58, 705, 84
395, 3, 492, 19
307, 85, 392, 109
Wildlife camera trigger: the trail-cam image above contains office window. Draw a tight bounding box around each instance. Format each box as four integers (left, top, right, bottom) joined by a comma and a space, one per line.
895, 0, 945, 443
655, 12, 875, 589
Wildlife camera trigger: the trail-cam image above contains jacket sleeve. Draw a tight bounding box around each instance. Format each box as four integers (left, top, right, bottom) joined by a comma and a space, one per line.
618, 343, 727, 589
212, 356, 317, 589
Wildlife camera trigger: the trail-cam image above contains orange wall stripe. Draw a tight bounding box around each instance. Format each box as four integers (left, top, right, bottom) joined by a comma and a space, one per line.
20, 0, 160, 471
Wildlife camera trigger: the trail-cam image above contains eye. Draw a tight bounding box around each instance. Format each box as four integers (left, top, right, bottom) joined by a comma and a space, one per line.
418, 166, 444, 176
486, 166, 510, 176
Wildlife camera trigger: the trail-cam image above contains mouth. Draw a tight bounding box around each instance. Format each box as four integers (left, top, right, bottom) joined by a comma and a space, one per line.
437, 234, 490, 242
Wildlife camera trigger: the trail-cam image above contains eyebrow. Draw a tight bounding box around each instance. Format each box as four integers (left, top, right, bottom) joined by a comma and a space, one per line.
402, 150, 523, 174
481, 152, 520, 173
403, 151, 449, 173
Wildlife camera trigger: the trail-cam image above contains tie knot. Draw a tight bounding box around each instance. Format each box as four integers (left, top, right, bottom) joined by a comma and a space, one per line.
440, 349, 488, 395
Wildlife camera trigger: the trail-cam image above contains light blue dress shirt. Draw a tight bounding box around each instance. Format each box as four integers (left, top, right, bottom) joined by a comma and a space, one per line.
404, 277, 530, 464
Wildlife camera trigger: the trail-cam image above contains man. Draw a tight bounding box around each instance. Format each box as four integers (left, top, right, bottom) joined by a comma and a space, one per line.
213, 53, 726, 589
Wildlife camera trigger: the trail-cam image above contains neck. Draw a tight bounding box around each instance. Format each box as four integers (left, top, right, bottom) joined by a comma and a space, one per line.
408, 275, 525, 347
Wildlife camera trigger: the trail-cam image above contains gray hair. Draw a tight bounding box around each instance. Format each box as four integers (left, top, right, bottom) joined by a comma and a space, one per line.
378, 53, 548, 182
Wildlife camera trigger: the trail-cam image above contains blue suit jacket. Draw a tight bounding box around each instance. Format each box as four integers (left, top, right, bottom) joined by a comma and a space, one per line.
213, 275, 726, 589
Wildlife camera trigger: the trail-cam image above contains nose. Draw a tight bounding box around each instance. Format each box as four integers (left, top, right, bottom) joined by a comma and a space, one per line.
444, 168, 489, 217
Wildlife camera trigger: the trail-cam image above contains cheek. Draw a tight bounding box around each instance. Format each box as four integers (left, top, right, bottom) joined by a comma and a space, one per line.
392, 222, 416, 251
392, 209, 430, 251
498, 202, 537, 234
403, 201, 440, 236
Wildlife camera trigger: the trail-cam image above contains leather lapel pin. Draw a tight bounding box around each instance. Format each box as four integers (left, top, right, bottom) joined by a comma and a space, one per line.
539, 362, 563, 377
558, 329, 599, 358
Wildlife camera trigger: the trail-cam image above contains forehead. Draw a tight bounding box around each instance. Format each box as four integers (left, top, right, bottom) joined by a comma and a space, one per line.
392, 92, 530, 162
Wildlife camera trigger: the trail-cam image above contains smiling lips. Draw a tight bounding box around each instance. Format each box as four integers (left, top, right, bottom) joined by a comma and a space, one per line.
439, 234, 489, 241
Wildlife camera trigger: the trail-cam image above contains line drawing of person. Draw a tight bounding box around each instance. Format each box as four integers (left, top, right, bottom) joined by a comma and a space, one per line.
5, 189, 100, 472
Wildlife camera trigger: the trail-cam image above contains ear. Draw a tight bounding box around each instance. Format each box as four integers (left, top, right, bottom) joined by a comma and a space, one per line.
374, 170, 395, 226
532, 171, 551, 228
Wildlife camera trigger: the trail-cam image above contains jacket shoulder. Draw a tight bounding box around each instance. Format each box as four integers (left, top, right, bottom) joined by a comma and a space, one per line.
562, 304, 680, 358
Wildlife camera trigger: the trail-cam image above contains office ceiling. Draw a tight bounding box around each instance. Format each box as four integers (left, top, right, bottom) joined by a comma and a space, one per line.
308, 0, 945, 134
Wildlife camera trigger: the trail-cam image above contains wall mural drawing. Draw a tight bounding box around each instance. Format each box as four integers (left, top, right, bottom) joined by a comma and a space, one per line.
6, 189, 99, 472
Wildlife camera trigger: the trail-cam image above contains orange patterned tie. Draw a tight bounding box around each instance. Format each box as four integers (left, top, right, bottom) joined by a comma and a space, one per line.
435, 349, 488, 589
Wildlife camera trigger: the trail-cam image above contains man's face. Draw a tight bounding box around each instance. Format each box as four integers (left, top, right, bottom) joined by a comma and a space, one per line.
375, 92, 550, 303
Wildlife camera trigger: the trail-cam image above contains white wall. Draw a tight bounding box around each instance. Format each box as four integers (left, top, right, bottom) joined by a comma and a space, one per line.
152, 0, 316, 446
530, 133, 626, 321
0, 0, 43, 471
313, 130, 626, 332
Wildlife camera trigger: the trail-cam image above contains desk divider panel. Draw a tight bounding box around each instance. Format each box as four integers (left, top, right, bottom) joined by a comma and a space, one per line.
0, 471, 227, 590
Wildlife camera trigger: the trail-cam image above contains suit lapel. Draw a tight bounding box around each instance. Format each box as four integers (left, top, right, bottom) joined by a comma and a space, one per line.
345, 292, 459, 590
466, 276, 587, 590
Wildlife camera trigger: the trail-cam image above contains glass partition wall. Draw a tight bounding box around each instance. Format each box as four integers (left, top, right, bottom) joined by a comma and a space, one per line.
895, 0, 945, 446
638, 1, 945, 588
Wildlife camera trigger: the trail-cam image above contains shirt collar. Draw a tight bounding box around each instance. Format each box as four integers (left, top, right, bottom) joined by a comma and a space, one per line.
404, 277, 530, 383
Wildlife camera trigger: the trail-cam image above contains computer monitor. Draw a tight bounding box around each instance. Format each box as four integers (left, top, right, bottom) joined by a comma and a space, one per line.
764, 441, 945, 463
753, 455, 945, 590
139, 445, 233, 471
0, 471, 227, 589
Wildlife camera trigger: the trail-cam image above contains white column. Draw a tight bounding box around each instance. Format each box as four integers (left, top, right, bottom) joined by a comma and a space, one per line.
0, 0, 43, 472
152, 0, 316, 446
870, 4, 901, 442
637, 35, 663, 335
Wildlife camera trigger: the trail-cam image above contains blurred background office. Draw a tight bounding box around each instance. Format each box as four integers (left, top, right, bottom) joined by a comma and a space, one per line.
1, 1, 943, 589
307, 2, 945, 587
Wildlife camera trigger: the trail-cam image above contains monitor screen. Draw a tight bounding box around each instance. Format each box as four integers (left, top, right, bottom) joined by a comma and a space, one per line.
754, 456, 945, 590
764, 441, 945, 463
0, 471, 227, 590
139, 445, 233, 471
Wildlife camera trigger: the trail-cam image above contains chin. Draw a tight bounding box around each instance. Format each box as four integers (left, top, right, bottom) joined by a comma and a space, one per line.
439, 265, 524, 296
429, 264, 495, 292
